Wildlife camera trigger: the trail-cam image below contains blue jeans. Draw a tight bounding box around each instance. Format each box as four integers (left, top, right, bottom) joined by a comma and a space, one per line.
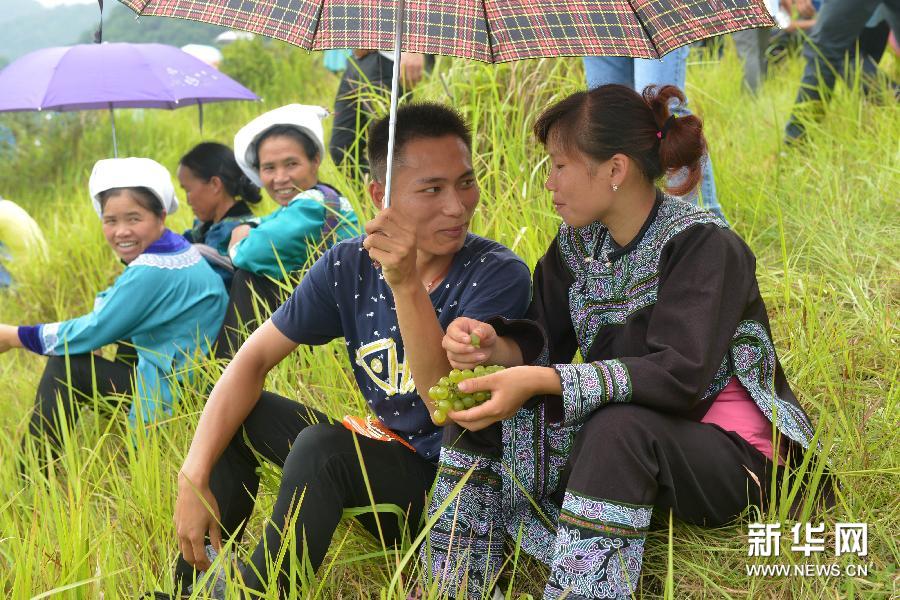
583, 48, 725, 221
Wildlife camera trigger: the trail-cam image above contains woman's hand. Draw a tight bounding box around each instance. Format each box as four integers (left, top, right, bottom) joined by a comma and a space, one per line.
0, 324, 22, 354
448, 366, 559, 431
228, 224, 252, 249
442, 317, 497, 369
175, 470, 222, 572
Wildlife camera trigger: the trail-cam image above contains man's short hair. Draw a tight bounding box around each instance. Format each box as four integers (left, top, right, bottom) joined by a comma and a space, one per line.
367, 102, 473, 182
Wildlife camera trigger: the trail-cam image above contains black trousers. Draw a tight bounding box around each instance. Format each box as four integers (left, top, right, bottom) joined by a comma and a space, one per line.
329, 52, 395, 172
214, 269, 288, 360
175, 391, 437, 594
27, 351, 134, 455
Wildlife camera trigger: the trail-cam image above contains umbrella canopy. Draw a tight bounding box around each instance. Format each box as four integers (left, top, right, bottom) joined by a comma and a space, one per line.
0, 42, 257, 112
117, 0, 773, 62
117, 0, 773, 204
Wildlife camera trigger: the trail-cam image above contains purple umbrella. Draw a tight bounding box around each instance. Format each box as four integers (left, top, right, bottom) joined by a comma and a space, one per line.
0, 42, 259, 156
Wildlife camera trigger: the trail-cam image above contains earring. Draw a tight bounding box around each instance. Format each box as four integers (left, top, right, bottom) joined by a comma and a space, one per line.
612, 184, 619, 192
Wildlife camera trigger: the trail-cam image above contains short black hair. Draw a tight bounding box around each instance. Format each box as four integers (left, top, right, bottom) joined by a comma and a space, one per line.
253, 125, 320, 165
367, 102, 472, 182
98, 186, 164, 218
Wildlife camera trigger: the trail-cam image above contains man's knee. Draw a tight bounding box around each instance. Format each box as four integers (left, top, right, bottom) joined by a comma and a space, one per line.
282, 424, 355, 485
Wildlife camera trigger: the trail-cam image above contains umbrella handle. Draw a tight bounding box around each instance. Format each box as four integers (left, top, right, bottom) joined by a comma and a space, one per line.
382, 0, 406, 210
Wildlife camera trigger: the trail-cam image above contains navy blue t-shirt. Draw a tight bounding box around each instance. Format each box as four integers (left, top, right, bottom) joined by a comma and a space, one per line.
271, 233, 532, 461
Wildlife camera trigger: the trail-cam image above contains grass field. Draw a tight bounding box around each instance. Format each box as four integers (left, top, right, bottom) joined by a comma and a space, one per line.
0, 38, 897, 598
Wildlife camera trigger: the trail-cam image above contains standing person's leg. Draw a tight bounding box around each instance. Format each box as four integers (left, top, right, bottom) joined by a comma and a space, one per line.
733, 27, 771, 93
785, 0, 887, 141
634, 46, 725, 221
174, 391, 330, 590
214, 269, 288, 360
241, 425, 437, 592
543, 404, 776, 599
582, 56, 634, 89
27, 353, 133, 453
329, 52, 394, 172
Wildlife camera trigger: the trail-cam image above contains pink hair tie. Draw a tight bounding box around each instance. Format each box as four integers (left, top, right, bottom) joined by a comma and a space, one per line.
656, 131, 662, 139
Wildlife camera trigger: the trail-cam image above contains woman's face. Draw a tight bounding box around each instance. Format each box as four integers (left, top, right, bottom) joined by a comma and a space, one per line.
257, 134, 320, 206
176, 164, 229, 222
101, 191, 166, 264
544, 135, 613, 228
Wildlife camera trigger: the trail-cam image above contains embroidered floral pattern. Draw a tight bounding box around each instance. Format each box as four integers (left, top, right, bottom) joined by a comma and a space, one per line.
558, 200, 723, 357
423, 447, 504, 599
544, 493, 651, 599
731, 320, 815, 448
553, 360, 632, 426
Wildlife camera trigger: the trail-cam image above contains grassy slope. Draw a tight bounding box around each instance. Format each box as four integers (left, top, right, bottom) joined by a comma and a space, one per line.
0, 40, 897, 598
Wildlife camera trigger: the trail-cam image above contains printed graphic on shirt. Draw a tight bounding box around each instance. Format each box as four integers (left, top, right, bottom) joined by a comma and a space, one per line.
354, 337, 416, 396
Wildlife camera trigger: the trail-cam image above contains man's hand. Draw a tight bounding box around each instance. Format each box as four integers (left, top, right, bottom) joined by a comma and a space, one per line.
228, 224, 252, 249
175, 470, 222, 572
399, 53, 426, 87
363, 208, 419, 292
447, 366, 558, 431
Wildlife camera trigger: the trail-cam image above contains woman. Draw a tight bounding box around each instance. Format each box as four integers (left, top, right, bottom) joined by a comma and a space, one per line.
583, 48, 726, 221
216, 104, 359, 358
177, 142, 261, 287
422, 85, 822, 599
0, 157, 227, 456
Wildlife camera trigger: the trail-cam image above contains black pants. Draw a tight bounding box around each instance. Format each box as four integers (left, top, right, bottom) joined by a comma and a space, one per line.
215, 269, 288, 360
329, 52, 395, 172
175, 391, 437, 594
430, 404, 788, 598
27, 351, 134, 455
786, 0, 900, 140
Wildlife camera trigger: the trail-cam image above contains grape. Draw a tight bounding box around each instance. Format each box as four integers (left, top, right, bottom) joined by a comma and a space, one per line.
470, 332, 481, 348
429, 385, 449, 401
429, 364, 507, 422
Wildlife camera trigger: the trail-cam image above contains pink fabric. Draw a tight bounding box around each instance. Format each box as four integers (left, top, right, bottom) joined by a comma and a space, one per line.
702, 377, 784, 463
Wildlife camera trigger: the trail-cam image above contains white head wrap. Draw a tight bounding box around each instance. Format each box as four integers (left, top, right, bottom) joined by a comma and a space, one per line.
89, 157, 177, 217
234, 104, 328, 188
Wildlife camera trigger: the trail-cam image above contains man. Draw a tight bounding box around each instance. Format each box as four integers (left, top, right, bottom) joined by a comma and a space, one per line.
166, 102, 532, 596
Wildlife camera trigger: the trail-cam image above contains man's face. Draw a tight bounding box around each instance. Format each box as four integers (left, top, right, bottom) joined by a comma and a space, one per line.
371, 135, 479, 257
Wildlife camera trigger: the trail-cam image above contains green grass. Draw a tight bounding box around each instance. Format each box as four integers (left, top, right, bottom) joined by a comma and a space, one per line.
0, 38, 898, 598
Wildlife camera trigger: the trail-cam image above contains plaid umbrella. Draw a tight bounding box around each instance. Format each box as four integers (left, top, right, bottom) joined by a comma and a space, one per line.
117, 0, 773, 204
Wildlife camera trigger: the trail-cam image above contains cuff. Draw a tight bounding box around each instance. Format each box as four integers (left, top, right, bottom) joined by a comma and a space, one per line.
17, 325, 44, 354
551, 360, 632, 426
485, 316, 548, 366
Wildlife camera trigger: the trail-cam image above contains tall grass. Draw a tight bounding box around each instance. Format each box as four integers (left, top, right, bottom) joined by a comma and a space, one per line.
0, 38, 897, 598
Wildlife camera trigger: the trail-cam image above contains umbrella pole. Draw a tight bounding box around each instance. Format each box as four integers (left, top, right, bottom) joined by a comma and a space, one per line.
109, 104, 118, 158
198, 100, 203, 135
382, 0, 405, 209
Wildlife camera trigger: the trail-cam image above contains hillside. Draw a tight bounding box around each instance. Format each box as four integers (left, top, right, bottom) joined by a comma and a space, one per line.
0, 0, 97, 62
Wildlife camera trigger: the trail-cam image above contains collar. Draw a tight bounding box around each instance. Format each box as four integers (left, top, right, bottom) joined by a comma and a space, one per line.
606, 189, 665, 261
144, 228, 190, 255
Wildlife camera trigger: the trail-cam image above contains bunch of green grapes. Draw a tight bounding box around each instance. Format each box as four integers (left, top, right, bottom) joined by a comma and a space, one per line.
428, 364, 505, 424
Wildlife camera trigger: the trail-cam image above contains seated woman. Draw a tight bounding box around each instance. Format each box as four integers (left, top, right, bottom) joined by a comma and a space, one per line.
422, 84, 824, 599
216, 104, 359, 358
0, 158, 228, 458
177, 142, 262, 287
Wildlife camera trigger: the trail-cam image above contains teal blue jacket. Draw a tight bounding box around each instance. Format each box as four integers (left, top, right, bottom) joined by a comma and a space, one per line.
230, 184, 359, 279
19, 230, 227, 424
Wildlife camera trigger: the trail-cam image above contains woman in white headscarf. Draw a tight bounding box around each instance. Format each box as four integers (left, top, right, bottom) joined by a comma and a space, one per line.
215, 104, 359, 359
0, 158, 227, 459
